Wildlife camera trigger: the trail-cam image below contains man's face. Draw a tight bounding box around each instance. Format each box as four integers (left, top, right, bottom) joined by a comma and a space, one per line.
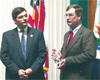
14, 10, 28, 29
65, 8, 81, 29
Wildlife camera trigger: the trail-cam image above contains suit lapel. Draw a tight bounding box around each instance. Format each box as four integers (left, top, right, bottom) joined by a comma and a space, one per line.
62, 31, 71, 58
12, 28, 24, 61
65, 26, 83, 57
26, 27, 34, 61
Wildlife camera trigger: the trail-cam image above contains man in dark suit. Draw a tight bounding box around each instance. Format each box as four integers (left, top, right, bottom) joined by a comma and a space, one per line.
52, 5, 96, 80
1, 7, 47, 80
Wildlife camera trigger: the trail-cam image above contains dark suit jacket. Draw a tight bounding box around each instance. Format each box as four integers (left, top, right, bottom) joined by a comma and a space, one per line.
60, 26, 96, 80
1, 27, 47, 80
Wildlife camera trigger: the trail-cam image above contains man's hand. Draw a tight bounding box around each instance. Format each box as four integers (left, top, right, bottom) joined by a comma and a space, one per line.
57, 59, 66, 69
18, 69, 28, 79
25, 68, 33, 76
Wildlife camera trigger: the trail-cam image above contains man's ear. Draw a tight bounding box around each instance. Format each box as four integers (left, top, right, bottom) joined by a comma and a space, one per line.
13, 19, 17, 24
78, 13, 82, 20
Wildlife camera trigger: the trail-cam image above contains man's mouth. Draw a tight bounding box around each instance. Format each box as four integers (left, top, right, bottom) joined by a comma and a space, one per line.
67, 21, 71, 23
23, 21, 28, 23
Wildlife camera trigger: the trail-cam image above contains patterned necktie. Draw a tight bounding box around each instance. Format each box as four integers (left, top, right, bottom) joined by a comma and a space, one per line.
20, 30, 26, 62
66, 31, 73, 49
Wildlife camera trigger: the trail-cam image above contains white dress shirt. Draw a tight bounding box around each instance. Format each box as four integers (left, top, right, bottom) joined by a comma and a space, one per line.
17, 27, 27, 43
72, 24, 82, 37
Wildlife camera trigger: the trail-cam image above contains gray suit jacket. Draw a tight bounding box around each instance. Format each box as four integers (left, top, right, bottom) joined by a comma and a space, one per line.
60, 26, 96, 80
1, 27, 47, 80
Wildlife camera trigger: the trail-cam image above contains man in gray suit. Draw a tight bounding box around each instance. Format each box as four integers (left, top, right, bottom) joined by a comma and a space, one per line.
1, 7, 47, 80
52, 5, 96, 80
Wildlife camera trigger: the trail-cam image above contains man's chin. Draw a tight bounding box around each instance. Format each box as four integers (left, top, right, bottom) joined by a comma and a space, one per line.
23, 24, 28, 27
21, 25, 27, 29
67, 23, 72, 26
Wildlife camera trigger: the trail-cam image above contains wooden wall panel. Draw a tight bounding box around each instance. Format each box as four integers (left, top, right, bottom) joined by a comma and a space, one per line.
88, 0, 97, 31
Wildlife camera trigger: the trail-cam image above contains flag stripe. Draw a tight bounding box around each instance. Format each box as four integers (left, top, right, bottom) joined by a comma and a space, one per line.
28, 0, 49, 80
28, 14, 34, 28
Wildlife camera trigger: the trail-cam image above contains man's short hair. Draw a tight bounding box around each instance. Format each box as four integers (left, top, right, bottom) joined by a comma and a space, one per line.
66, 4, 83, 20
12, 7, 27, 20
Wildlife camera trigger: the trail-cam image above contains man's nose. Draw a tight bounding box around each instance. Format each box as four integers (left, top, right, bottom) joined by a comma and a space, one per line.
23, 16, 27, 19
66, 15, 70, 19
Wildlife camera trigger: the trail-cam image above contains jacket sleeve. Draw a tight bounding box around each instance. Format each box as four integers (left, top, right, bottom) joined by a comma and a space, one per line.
1, 33, 19, 75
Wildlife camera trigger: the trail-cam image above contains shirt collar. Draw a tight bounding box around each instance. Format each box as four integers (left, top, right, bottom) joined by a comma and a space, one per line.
17, 26, 28, 34
72, 24, 82, 33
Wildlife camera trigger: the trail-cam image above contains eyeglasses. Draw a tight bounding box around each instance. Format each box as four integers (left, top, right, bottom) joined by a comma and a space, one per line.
64, 13, 74, 18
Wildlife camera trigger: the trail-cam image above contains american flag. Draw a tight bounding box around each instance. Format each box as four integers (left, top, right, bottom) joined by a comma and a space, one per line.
28, 0, 49, 80
28, 0, 45, 31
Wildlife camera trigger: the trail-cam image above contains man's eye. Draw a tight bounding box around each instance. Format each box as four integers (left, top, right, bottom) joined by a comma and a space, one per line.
25, 15, 28, 17
66, 14, 68, 16
18, 16, 23, 19
65, 14, 73, 17
69, 14, 73, 16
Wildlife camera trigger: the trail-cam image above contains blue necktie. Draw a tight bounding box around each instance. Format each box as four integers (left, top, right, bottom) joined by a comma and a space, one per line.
20, 30, 26, 62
